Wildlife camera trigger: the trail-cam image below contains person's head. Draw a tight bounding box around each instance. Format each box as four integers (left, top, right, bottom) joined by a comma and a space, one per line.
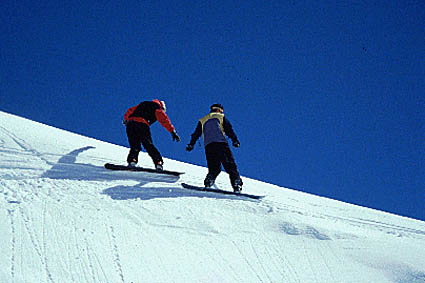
160, 100, 166, 112
210, 103, 224, 113
152, 99, 166, 112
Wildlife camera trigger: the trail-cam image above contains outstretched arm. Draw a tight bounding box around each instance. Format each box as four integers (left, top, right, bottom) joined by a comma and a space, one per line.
155, 109, 175, 133
188, 122, 202, 146
223, 117, 239, 144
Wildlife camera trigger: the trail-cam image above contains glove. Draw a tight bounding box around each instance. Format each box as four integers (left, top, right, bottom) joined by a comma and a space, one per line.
122, 119, 128, 126
186, 144, 194, 152
171, 130, 180, 142
232, 140, 240, 148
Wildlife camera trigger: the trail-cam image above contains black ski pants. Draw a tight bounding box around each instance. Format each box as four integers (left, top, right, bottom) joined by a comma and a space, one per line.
126, 121, 162, 165
205, 142, 242, 186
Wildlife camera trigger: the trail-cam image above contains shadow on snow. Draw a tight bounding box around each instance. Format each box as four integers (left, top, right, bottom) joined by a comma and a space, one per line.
101, 184, 252, 201
42, 146, 256, 202
41, 146, 179, 184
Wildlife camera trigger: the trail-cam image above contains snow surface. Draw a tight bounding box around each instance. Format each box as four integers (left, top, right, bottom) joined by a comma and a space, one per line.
0, 110, 424, 283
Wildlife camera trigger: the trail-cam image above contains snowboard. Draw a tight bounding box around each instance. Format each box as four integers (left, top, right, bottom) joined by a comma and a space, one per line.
181, 183, 264, 200
104, 163, 184, 176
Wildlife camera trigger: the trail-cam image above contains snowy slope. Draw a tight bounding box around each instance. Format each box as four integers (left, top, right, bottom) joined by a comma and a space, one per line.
0, 110, 424, 283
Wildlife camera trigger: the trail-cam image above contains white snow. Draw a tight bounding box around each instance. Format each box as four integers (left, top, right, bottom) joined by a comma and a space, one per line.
0, 110, 424, 283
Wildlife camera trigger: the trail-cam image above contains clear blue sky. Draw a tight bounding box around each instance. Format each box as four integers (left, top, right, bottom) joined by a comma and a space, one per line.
1, 0, 424, 221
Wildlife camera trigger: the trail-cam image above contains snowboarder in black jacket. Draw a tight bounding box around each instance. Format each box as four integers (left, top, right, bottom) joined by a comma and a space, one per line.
186, 104, 243, 192
123, 99, 180, 171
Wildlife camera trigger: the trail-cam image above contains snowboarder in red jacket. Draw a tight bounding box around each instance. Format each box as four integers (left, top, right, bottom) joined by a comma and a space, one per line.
123, 99, 180, 171
186, 104, 243, 192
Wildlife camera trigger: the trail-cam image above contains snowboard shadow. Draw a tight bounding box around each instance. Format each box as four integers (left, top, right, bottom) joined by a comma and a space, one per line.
42, 146, 179, 184
45, 147, 255, 202
102, 184, 259, 202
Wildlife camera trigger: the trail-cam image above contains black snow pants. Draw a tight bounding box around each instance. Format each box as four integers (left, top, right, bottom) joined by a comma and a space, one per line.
126, 121, 162, 165
205, 142, 242, 186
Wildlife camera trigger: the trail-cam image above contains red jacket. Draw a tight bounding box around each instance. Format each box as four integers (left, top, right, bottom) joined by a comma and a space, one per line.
124, 100, 175, 133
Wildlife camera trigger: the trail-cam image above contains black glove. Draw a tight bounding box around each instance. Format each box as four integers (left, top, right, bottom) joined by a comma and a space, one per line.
171, 130, 180, 142
186, 144, 194, 152
232, 140, 240, 148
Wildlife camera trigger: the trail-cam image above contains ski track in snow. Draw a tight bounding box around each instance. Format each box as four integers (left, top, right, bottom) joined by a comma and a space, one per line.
7, 209, 16, 280
107, 224, 125, 283
1, 111, 425, 282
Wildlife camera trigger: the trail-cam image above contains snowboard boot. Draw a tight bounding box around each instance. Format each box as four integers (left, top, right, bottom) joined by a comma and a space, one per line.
127, 149, 140, 167
128, 158, 137, 168
232, 178, 243, 193
155, 161, 164, 172
204, 174, 215, 188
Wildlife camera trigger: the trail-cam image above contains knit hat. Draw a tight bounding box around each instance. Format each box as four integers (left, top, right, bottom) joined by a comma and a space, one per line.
210, 103, 224, 112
